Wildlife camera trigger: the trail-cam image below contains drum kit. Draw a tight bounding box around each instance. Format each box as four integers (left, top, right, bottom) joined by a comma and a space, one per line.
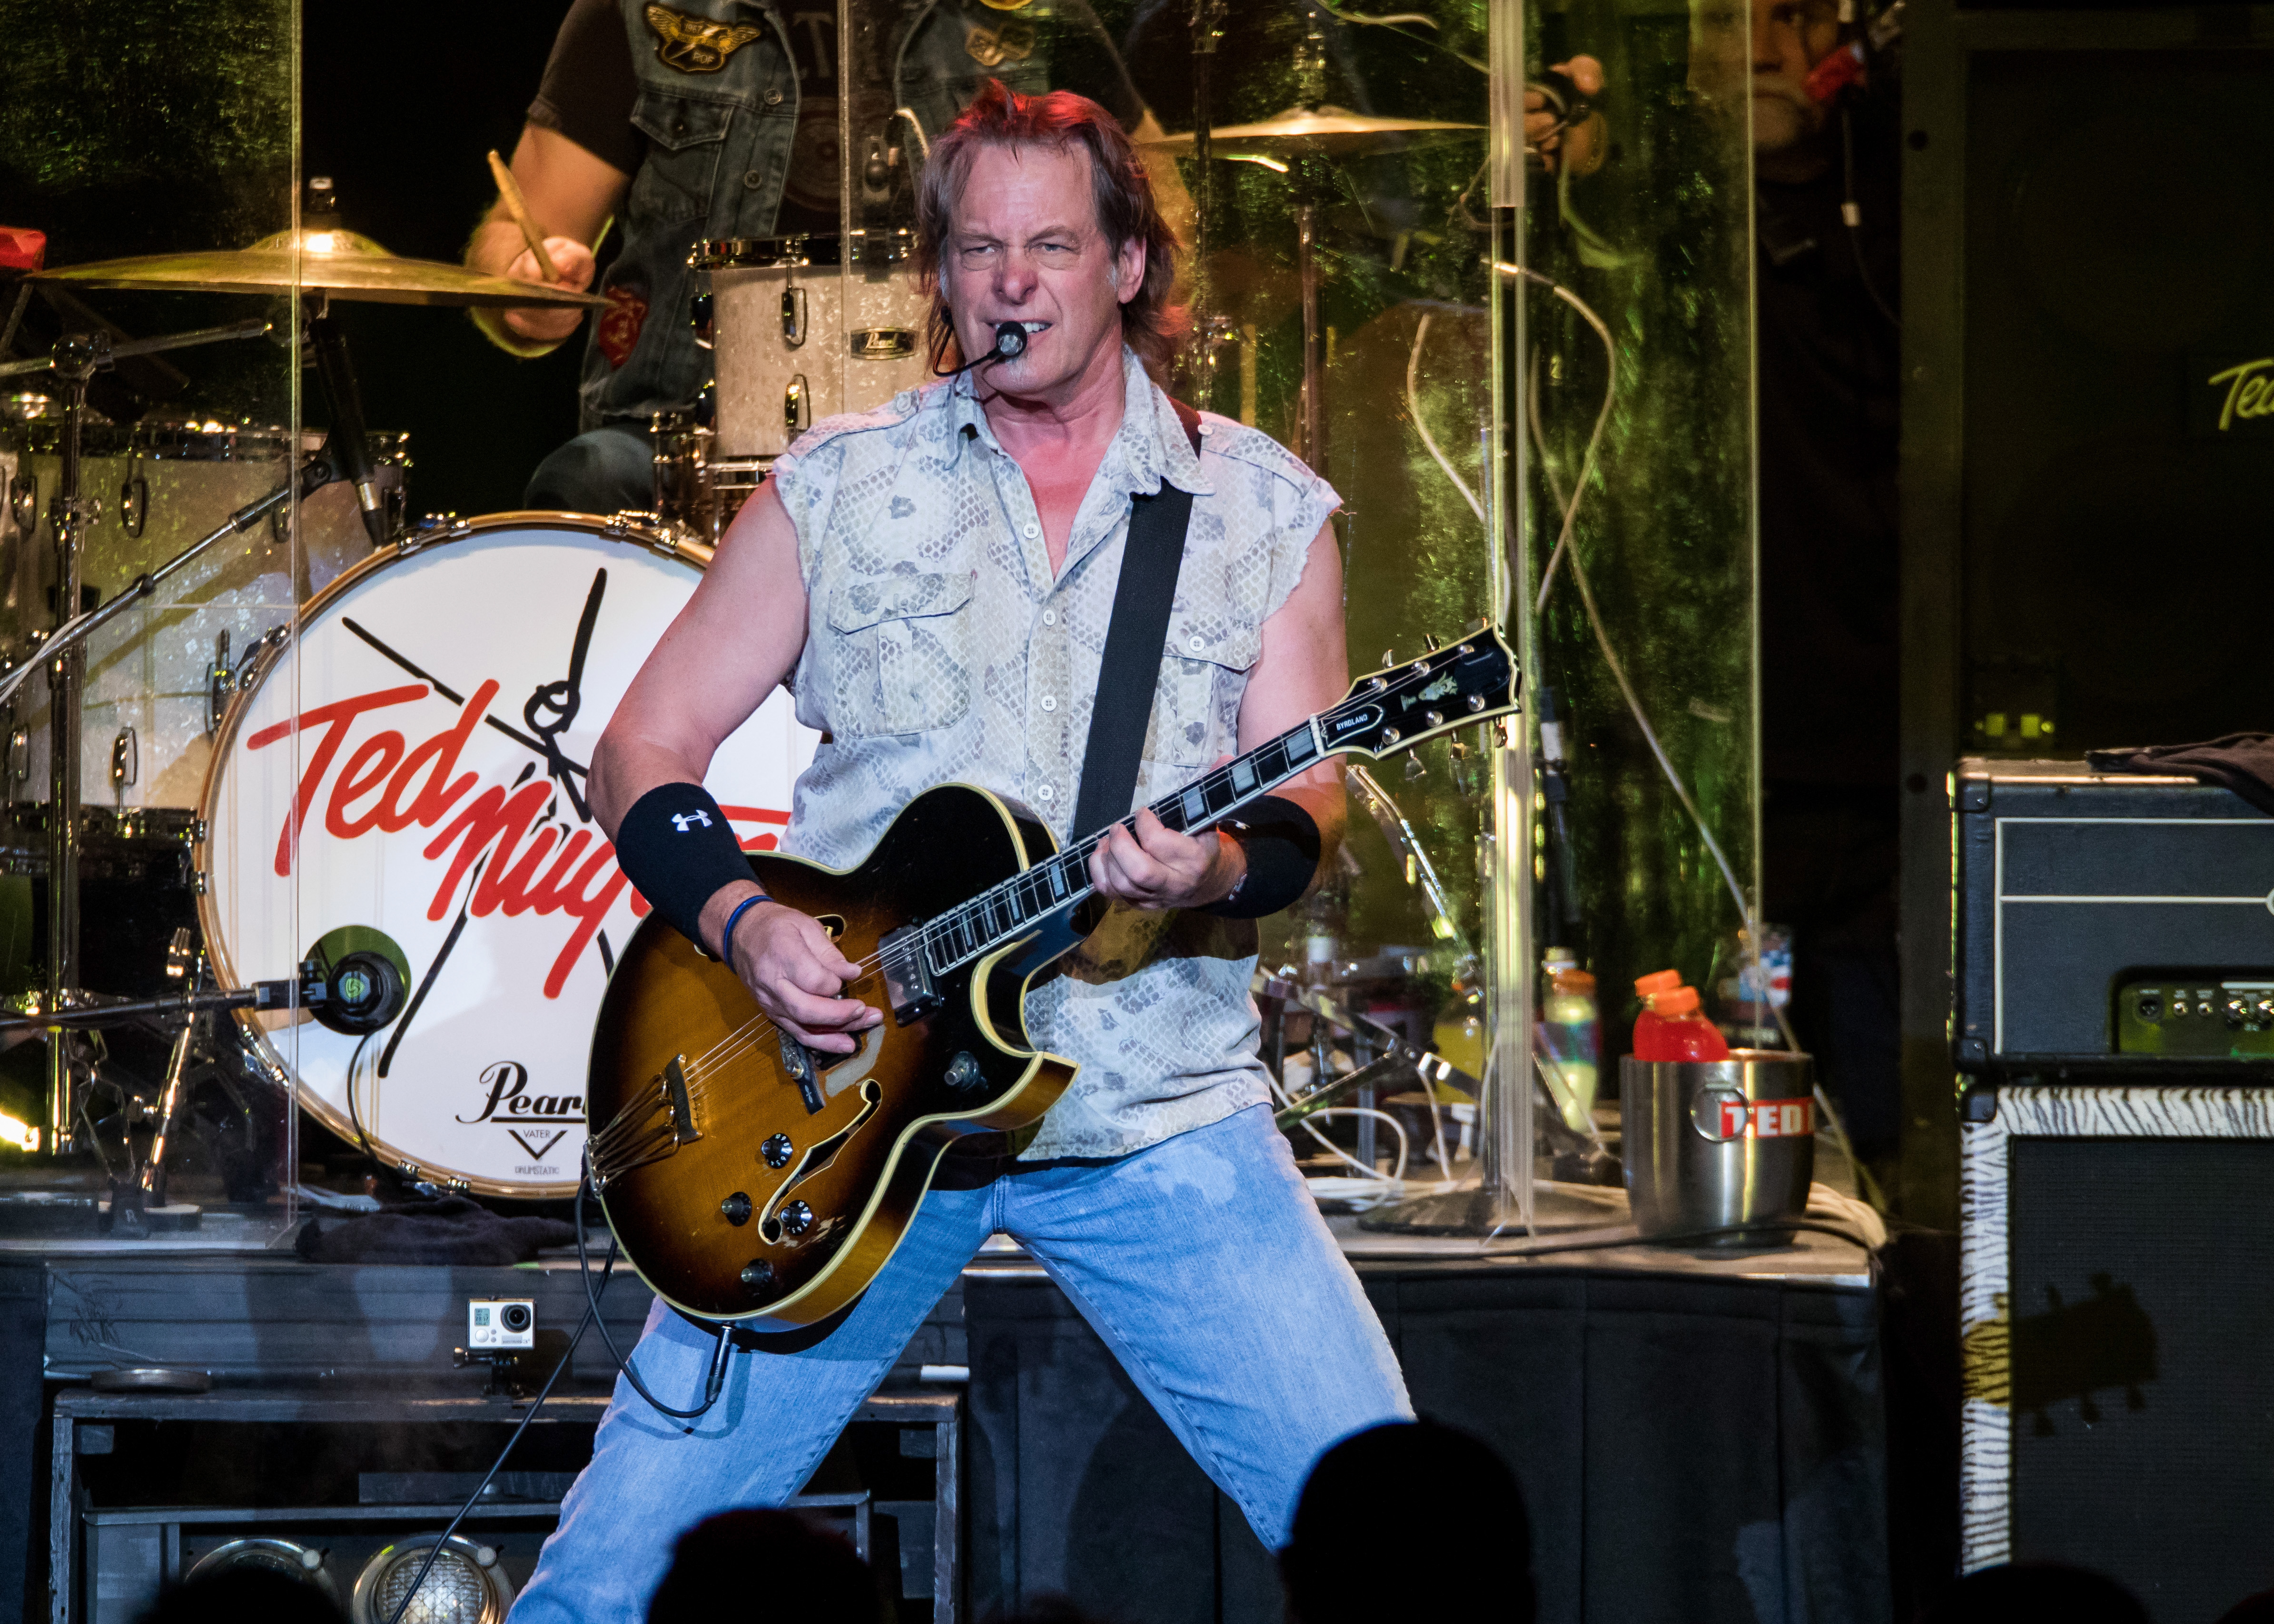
0, 89, 1489, 1228
0, 206, 818, 1227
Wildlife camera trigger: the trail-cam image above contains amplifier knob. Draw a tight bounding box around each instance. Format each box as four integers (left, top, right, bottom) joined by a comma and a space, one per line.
761, 1133, 793, 1169
720, 1191, 752, 1226
741, 1259, 775, 1293
781, 1201, 814, 1237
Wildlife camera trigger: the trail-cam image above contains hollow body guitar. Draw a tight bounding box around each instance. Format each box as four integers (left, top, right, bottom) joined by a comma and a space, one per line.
586, 629, 1520, 1328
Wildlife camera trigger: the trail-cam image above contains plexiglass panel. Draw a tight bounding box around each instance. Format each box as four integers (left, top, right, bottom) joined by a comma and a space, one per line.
0, 0, 303, 1245
825, 0, 1757, 1227
1517, 0, 1761, 1180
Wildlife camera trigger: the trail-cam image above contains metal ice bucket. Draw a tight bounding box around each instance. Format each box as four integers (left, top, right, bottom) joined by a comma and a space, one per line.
1620, 1052, 1816, 1240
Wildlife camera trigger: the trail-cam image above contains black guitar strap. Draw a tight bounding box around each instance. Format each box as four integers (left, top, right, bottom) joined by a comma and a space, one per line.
1070, 398, 1205, 840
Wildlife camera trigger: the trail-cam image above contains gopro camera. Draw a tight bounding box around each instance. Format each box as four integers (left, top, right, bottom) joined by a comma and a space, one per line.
467, 1298, 535, 1350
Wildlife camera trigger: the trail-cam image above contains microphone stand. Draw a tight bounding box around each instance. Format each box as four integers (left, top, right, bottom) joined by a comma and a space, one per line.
304, 295, 391, 548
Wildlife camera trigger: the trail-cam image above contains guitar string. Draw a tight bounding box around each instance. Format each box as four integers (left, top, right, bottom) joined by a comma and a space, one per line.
670, 731, 1317, 1084
596, 749, 1314, 1148
592, 671, 1489, 1153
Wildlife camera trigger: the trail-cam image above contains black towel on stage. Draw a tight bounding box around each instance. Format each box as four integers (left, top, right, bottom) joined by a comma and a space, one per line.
293, 1195, 575, 1266
2087, 734, 2274, 817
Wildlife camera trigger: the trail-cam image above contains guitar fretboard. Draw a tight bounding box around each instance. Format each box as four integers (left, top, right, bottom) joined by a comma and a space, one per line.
917, 717, 1325, 974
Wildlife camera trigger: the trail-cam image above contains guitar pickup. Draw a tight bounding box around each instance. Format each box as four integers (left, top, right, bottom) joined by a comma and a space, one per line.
880, 926, 943, 1025
778, 1031, 825, 1115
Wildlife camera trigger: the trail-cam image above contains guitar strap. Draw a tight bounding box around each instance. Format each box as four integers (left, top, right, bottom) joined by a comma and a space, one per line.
1069, 397, 1205, 839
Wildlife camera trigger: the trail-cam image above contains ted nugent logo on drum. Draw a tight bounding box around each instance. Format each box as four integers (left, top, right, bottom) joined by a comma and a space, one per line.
248, 674, 790, 1001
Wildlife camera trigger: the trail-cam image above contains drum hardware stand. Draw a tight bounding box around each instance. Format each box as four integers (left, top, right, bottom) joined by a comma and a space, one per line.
0, 319, 274, 1152
1179, 0, 1227, 400
0, 317, 391, 1173
302, 294, 393, 549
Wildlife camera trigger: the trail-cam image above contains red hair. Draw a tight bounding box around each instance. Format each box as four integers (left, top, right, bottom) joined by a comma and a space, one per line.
913, 80, 1181, 376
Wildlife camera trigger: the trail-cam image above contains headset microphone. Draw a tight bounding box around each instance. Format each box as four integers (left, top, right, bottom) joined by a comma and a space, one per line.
937, 320, 1031, 377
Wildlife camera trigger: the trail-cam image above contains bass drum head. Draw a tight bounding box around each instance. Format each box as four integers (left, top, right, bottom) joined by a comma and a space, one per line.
197, 513, 815, 1198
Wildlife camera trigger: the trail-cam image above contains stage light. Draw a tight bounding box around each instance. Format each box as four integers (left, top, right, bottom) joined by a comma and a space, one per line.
0, 1113, 39, 1152
351, 1535, 514, 1624
186, 1538, 340, 1606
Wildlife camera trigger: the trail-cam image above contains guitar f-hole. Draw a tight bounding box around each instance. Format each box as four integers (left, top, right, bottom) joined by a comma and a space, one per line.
761, 1079, 881, 1243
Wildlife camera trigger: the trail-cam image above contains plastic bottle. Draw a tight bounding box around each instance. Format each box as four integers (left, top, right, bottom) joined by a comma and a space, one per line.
1632, 969, 1731, 1062
1710, 925, 1791, 1049
1539, 951, 1600, 1130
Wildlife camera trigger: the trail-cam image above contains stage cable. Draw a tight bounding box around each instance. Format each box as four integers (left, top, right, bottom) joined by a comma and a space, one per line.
380, 1247, 615, 1624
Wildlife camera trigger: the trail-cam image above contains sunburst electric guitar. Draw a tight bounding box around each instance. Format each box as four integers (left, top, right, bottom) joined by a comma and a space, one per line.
585, 629, 1520, 1327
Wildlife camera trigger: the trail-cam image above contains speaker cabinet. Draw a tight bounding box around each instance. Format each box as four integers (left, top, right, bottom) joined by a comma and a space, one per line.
1898, 2, 2274, 1222
1959, 1084, 2274, 1616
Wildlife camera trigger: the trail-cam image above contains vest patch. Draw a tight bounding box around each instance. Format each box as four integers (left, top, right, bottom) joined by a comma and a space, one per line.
643, 3, 765, 72
964, 20, 1036, 67
598, 285, 649, 367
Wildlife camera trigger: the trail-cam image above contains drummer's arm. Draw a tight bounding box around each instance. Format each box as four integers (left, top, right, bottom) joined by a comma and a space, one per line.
466, 125, 629, 357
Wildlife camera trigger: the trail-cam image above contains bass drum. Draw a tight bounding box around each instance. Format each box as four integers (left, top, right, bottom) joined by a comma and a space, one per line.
195, 512, 816, 1197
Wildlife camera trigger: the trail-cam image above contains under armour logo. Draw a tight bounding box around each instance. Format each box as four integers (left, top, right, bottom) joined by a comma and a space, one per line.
672, 811, 713, 832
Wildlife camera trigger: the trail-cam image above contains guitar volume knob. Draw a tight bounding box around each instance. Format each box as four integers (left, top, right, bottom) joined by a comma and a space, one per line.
781, 1201, 814, 1237
761, 1133, 793, 1169
741, 1259, 775, 1294
720, 1191, 752, 1226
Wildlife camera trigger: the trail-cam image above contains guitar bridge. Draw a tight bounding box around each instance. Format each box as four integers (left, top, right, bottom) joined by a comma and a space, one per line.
586, 1054, 703, 1190
880, 926, 943, 1024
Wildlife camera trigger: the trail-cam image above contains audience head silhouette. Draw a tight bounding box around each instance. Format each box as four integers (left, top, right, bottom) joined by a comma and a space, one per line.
1929, 1562, 2149, 1624
648, 1509, 881, 1624
1281, 1419, 1533, 1624
136, 1565, 345, 1624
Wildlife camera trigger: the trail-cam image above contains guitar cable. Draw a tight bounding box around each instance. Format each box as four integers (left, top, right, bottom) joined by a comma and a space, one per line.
574, 1168, 737, 1423
381, 1181, 730, 1624
381, 1243, 616, 1624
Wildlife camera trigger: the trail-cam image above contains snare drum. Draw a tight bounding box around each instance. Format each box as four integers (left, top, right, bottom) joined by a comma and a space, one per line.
0, 414, 403, 808
196, 512, 817, 1197
691, 231, 932, 459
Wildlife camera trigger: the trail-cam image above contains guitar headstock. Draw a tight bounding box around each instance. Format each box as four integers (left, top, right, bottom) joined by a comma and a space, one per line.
1317, 626, 1521, 760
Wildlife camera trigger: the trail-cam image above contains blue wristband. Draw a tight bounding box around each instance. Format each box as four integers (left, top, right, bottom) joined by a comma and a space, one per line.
720, 892, 771, 970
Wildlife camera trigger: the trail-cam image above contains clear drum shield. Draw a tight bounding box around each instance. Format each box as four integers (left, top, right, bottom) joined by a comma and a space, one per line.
1512, 1, 1760, 1198
838, 0, 1537, 1216
0, 0, 306, 1244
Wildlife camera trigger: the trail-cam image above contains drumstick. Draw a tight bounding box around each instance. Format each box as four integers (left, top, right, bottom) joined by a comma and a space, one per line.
486, 149, 561, 283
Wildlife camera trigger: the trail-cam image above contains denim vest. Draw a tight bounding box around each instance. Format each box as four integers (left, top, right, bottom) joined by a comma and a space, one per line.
585, 0, 1142, 431
583, 0, 801, 430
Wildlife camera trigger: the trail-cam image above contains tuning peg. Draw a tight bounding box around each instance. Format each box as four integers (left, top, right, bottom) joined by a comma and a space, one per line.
1404, 753, 1427, 782
1466, 617, 1488, 634
1424, 632, 1441, 652
1382, 648, 1396, 668
1448, 738, 1470, 761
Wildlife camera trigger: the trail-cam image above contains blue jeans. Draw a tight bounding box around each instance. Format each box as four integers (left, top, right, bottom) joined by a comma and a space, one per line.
524, 423, 654, 517
509, 1105, 1411, 1622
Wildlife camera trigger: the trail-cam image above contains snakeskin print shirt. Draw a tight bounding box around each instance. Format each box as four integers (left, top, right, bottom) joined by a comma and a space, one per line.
769, 349, 1337, 1160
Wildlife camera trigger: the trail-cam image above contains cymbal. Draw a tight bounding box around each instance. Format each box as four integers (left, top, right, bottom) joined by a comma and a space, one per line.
38, 227, 607, 309
1138, 105, 1483, 158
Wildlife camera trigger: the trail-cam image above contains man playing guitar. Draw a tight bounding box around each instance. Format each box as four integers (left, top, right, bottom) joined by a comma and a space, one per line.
511, 80, 1413, 1619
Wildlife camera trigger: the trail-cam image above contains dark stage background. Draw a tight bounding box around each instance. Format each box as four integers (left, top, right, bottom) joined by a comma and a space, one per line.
303, 0, 593, 522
